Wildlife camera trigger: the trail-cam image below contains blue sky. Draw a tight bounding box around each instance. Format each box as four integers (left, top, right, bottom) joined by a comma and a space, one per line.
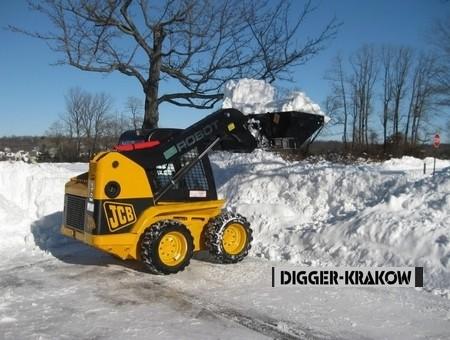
0, 0, 449, 139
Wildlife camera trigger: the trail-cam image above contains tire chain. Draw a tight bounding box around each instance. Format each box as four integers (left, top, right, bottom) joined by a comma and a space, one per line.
140, 220, 193, 275
205, 211, 253, 263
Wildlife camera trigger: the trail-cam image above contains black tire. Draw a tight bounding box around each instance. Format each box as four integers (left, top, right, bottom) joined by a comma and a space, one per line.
140, 220, 194, 275
205, 211, 253, 263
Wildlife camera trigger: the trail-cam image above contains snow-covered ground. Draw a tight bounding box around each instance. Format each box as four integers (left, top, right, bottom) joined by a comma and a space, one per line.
0, 154, 450, 339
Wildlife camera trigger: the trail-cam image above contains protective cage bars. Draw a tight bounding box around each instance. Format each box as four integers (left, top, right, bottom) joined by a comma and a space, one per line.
151, 146, 216, 202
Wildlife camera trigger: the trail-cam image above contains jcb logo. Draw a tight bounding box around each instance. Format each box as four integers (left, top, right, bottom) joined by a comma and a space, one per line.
103, 202, 137, 232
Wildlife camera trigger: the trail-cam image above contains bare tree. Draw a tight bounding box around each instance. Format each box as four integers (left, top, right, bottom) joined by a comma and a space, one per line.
379, 46, 412, 147
11, 0, 339, 128
325, 54, 349, 149
105, 112, 133, 141
349, 45, 378, 148
322, 94, 342, 138
78, 92, 112, 157
125, 96, 144, 130
369, 129, 378, 146
380, 45, 394, 150
391, 46, 412, 140
430, 15, 450, 106
63, 88, 112, 157
349, 74, 359, 148
64, 87, 85, 155
89, 92, 113, 156
45, 119, 80, 161
405, 53, 439, 145
46, 120, 66, 138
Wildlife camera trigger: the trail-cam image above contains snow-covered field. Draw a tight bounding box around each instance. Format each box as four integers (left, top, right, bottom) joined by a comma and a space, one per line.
0, 154, 450, 339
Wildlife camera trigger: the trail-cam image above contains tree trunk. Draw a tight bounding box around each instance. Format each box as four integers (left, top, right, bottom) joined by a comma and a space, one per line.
404, 85, 416, 145
338, 61, 348, 149
352, 112, 357, 148
143, 25, 164, 129
411, 111, 418, 145
352, 91, 357, 148
75, 128, 81, 158
382, 100, 388, 151
364, 93, 369, 148
414, 114, 422, 145
143, 93, 158, 129
343, 110, 348, 150
392, 97, 400, 139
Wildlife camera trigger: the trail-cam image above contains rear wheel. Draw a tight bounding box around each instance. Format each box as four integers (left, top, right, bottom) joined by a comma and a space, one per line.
140, 220, 194, 274
205, 212, 253, 263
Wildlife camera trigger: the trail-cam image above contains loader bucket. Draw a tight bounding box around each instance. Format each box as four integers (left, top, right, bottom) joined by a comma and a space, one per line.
250, 111, 325, 149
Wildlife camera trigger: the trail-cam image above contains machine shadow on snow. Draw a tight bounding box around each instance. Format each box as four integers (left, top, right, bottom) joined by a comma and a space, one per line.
31, 211, 110, 265
30, 212, 145, 271
30, 211, 220, 271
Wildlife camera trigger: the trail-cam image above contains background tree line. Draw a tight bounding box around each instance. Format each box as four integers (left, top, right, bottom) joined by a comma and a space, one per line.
324, 17, 450, 157
6, 1, 449, 162
41, 88, 143, 161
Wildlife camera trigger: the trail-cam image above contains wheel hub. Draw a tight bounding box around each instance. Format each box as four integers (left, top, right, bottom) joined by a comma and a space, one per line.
222, 223, 247, 255
158, 231, 188, 266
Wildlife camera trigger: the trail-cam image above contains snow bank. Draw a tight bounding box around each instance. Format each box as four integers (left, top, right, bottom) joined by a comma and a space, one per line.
0, 155, 449, 296
211, 151, 450, 296
0, 161, 86, 264
222, 78, 329, 122
382, 156, 450, 172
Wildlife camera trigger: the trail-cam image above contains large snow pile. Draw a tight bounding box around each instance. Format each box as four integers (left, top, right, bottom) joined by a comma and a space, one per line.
222, 78, 329, 122
0, 161, 86, 264
211, 151, 450, 296
0, 155, 449, 296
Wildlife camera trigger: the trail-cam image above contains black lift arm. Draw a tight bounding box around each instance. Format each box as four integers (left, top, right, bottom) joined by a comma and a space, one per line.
120, 108, 325, 202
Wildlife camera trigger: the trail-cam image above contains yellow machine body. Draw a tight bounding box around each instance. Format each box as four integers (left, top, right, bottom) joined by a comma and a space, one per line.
61, 151, 224, 260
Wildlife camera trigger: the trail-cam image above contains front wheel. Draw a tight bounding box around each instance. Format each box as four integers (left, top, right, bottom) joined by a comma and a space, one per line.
205, 212, 253, 263
140, 220, 194, 275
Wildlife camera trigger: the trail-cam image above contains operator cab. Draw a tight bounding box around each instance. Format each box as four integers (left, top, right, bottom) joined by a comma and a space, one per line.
117, 127, 216, 202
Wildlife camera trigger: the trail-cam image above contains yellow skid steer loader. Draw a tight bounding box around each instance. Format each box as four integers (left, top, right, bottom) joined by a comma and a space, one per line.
61, 108, 324, 274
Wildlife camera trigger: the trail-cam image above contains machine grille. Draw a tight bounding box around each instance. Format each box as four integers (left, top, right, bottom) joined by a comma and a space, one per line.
65, 194, 86, 231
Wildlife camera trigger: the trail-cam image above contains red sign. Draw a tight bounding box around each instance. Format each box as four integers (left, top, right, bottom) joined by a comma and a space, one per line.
433, 134, 441, 148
